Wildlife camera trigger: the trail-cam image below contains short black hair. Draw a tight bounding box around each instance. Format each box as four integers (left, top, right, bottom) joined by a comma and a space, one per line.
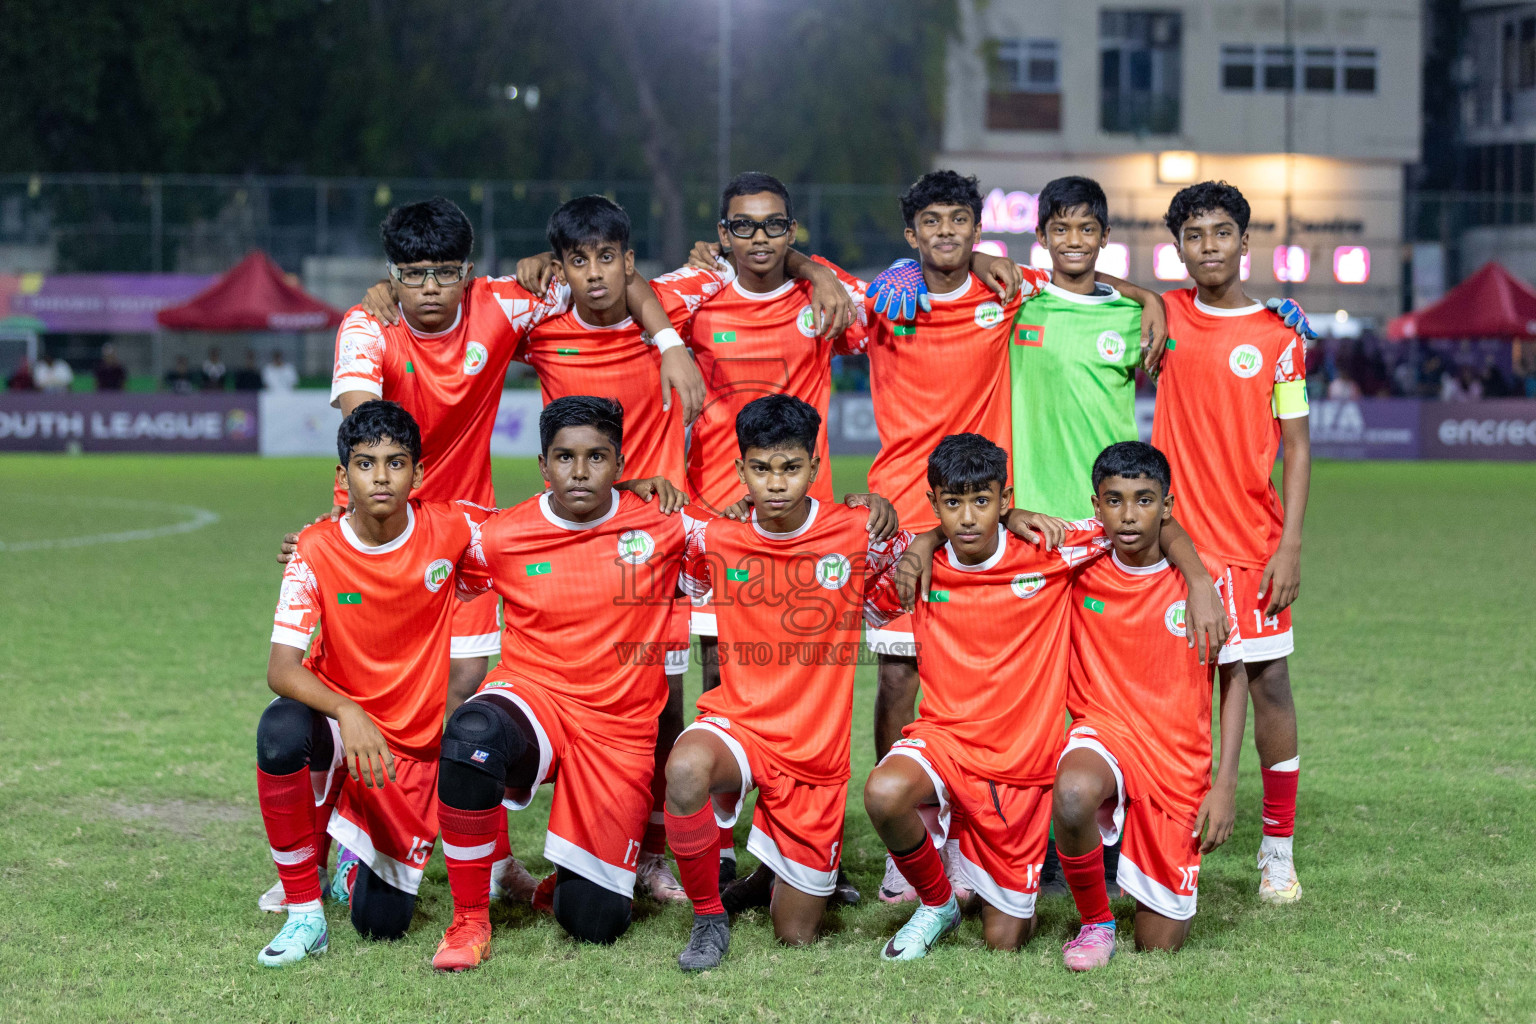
1091, 441, 1171, 494
735, 393, 819, 456
337, 400, 421, 466
539, 395, 623, 456
1164, 181, 1250, 238
380, 197, 474, 265
719, 171, 794, 222
926, 433, 1008, 493
900, 170, 984, 229
1037, 176, 1109, 233
547, 195, 631, 260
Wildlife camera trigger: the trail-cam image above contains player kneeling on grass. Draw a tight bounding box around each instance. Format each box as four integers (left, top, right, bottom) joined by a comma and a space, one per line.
1053, 441, 1248, 971
431, 396, 687, 971
257, 401, 478, 966
664, 394, 911, 971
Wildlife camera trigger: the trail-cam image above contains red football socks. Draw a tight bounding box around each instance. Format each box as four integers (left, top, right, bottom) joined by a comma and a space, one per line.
890, 840, 953, 907
719, 825, 735, 853
643, 763, 669, 855
666, 804, 724, 915
1261, 761, 1300, 837
439, 803, 505, 919
1060, 844, 1114, 926
257, 767, 323, 906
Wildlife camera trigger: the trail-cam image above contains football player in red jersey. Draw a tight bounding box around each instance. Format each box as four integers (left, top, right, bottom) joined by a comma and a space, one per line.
1152, 182, 1310, 904
1053, 441, 1248, 969
257, 401, 476, 966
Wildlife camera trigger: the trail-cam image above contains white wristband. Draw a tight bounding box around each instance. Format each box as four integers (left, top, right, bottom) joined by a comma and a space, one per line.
651, 327, 684, 353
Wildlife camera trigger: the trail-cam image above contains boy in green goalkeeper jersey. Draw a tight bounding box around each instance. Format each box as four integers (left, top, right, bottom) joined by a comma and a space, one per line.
1010, 176, 1148, 521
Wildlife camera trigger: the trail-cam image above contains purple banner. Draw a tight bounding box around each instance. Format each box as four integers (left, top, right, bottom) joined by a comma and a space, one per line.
2, 274, 216, 333
1420, 400, 1536, 461
1309, 398, 1422, 460
0, 393, 258, 452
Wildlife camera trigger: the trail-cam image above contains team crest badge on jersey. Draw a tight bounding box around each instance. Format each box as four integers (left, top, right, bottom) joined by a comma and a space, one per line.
1229, 344, 1263, 378
796, 305, 819, 337
423, 558, 454, 593
891, 737, 926, 749
1164, 600, 1187, 637
1096, 330, 1126, 361
1010, 572, 1045, 599
974, 301, 1005, 329
815, 553, 852, 589
617, 529, 656, 564
463, 341, 489, 375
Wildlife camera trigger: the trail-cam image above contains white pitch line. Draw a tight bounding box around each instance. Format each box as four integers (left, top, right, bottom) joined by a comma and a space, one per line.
0, 502, 221, 552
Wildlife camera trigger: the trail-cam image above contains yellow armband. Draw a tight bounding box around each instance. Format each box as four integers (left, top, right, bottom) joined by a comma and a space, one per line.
1272, 379, 1309, 419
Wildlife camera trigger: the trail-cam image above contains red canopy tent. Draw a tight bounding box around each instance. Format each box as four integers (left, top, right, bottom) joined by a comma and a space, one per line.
156, 250, 343, 332
1388, 261, 1536, 340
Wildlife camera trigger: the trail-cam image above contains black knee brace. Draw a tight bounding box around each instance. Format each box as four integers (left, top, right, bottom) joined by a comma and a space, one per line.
256, 697, 333, 775
552, 867, 632, 945
439, 698, 538, 809
350, 862, 415, 941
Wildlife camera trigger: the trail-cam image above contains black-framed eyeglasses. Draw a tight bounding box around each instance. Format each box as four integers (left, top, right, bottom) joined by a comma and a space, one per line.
388, 262, 468, 287
720, 216, 793, 239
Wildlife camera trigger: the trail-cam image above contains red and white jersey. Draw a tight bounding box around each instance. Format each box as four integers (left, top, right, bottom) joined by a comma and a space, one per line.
271, 500, 476, 760
1069, 553, 1228, 822
1152, 289, 1308, 569
518, 266, 729, 484
860, 270, 1049, 530
680, 258, 868, 511
680, 500, 910, 784
456, 490, 684, 754
329, 276, 570, 507
873, 522, 1109, 784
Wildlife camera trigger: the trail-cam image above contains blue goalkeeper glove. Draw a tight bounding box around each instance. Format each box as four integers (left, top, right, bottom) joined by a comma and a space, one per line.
1265, 297, 1318, 341
869, 259, 930, 323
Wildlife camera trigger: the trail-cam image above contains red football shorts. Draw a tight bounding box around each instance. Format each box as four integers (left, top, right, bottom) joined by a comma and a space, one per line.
666, 592, 691, 674
884, 727, 1051, 919
685, 717, 845, 898
689, 586, 717, 638
328, 753, 440, 896
451, 590, 500, 660
1060, 726, 1202, 921
1226, 564, 1294, 664
468, 672, 655, 899
865, 609, 918, 658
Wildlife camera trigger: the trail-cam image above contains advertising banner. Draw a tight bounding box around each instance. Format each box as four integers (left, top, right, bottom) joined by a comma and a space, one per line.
0, 274, 217, 333
0, 392, 258, 452
1309, 399, 1422, 460
257, 389, 544, 457
1420, 400, 1536, 461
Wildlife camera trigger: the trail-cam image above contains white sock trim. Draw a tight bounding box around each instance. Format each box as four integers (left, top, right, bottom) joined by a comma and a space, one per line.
287, 900, 323, 915
1267, 756, 1300, 772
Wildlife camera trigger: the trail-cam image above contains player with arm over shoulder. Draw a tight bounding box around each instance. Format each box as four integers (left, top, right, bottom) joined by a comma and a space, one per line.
1053, 442, 1248, 970
256, 402, 476, 966
663, 395, 912, 970
1153, 181, 1311, 904
429, 397, 686, 970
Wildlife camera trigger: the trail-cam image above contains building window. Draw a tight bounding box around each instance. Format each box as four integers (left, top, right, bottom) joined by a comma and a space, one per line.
1100, 10, 1182, 135
1342, 48, 1378, 93
1262, 46, 1295, 91
1221, 45, 1256, 90
986, 38, 1062, 131
1303, 48, 1337, 92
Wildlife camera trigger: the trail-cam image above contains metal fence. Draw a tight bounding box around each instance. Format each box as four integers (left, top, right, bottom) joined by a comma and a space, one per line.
0, 173, 914, 277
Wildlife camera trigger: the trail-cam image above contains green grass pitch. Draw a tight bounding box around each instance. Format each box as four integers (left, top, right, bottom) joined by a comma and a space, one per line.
1, 454, 1533, 1022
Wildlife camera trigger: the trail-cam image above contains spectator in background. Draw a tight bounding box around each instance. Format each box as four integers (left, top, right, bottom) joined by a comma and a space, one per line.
164, 355, 197, 394
1441, 364, 1482, 402
1481, 356, 1511, 398
232, 348, 263, 391
1327, 370, 1361, 401
35, 353, 74, 393
201, 346, 227, 390
95, 343, 126, 391
1419, 351, 1447, 398
1391, 356, 1417, 397
6, 358, 37, 391
261, 349, 297, 392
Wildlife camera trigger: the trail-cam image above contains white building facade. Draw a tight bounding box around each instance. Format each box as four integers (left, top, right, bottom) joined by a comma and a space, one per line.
940, 0, 1423, 321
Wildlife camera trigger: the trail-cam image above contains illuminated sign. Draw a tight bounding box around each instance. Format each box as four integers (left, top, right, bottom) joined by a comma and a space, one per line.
1099, 243, 1130, 278
1274, 246, 1310, 283
973, 240, 1009, 258
1333, 246, 1370, 284
980, 188, 1039, 234
1241, 252, 1252, 281
1028, 243, 1052, 270
1153, 243, 1188, 281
